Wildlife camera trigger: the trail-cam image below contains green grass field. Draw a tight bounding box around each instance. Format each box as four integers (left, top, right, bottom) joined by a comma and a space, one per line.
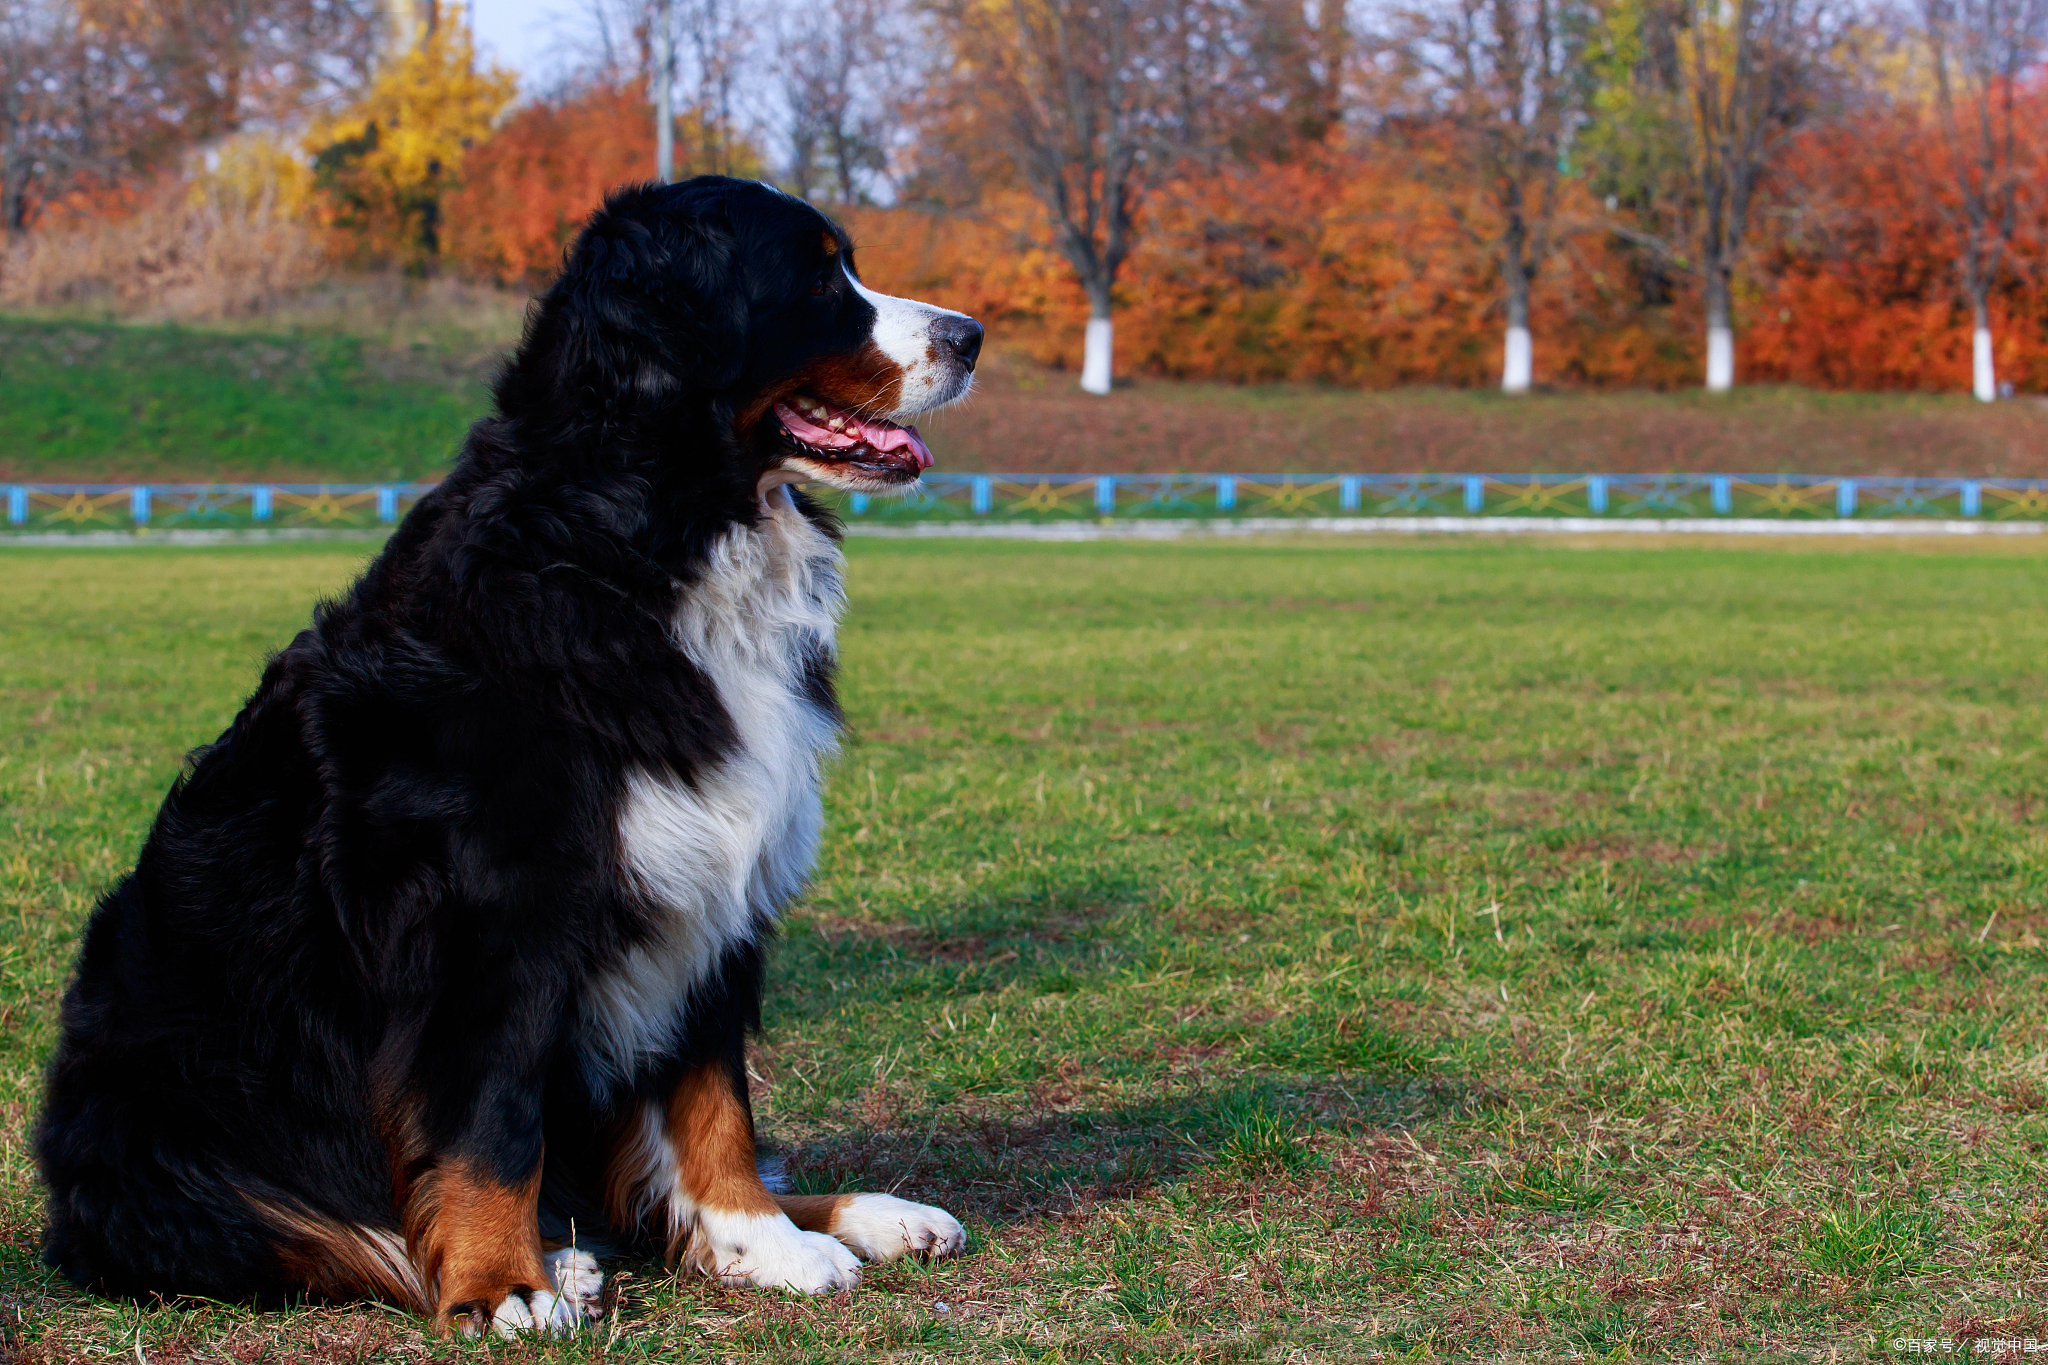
3, 537, 2046, 1362
9, 311, 2048, 485
0, 319, 490, 483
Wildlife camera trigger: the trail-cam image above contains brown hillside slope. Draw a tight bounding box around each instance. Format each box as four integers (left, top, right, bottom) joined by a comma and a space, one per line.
920, 351, 2048, 478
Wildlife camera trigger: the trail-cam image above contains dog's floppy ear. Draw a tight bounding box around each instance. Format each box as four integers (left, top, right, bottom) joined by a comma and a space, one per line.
551, 182, 749, 401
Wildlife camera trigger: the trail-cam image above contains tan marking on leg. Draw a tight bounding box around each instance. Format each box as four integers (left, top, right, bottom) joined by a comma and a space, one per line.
601, 1062, 782, 1261
773, 1192, 852, 1234
404, 1158, 548, 1331
669, 1061, 778, 1219
600, 1066, 862, 1291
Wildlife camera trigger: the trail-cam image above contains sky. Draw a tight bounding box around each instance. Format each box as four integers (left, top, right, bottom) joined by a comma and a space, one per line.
468, 0, 565, 85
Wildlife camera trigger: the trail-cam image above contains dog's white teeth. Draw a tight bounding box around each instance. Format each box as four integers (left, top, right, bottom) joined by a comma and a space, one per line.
827, 417, 845, 431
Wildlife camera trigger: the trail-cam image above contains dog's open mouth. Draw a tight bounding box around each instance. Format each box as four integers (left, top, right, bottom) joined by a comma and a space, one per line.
774, 396, 933, 483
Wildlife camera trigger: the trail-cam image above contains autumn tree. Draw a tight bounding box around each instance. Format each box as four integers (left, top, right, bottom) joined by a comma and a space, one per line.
100, 0, 382, 144
306, 1, 515, 268
1919, 0, 2046, 400
780, 0, 900, 203
1, 3, 122, 234
1392, 0, 1596, 392
443, 82, 658, 285
933, 0, 1244, 394
2, 0, 375, 235
1224, 0, 1353, 153
569, 0, 754, 178
1587, 0, 1835, 390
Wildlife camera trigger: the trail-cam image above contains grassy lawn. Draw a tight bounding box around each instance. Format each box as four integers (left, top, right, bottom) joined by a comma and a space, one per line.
9, 311, 2048, 485
0, 319, 491, 484
3, 536, 2046, 1362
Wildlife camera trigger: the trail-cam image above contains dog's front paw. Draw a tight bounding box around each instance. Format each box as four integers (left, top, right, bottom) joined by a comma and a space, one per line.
544, 1246, 604, 1317
452, 1284, 588, 1339
687, 1210, 861, 1293
828, 1193, 968, 1262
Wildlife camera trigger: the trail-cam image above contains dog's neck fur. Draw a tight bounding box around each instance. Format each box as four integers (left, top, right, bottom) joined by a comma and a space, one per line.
579, 486, 846, 1095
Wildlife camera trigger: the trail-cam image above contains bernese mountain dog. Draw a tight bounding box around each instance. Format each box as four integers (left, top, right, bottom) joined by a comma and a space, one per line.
34, 176, 985, 1337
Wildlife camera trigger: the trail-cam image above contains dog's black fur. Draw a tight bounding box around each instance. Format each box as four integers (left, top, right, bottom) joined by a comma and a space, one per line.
35, 176, 968, 1314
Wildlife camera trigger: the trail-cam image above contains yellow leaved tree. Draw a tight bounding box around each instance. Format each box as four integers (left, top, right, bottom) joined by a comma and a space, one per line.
306, 4, 516, 270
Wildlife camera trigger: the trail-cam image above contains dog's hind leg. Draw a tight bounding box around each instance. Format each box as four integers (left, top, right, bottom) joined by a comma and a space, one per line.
604, 1045, 861, 1294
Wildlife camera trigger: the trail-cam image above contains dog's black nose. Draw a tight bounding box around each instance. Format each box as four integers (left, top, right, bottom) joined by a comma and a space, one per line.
932, 315, 984, 371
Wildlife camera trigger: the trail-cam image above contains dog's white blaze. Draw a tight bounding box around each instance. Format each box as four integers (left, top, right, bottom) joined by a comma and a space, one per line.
583, 490, 843, 1093
827, 1193, 968, 1262
844, 260, 970, 419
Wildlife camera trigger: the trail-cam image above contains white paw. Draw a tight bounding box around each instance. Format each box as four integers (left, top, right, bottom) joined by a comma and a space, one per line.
465, 1286, 584, 1339
687, 1210, 861, 1293
828, 1193, 968, 1263
544, 1246, 604, 1316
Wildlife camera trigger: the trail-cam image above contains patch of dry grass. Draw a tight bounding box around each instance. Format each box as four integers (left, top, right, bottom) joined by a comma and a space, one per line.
0, 191, 326, 324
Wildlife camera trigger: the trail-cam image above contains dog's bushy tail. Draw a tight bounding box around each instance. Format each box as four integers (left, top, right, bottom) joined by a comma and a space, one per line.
247, 1196, 430, 1314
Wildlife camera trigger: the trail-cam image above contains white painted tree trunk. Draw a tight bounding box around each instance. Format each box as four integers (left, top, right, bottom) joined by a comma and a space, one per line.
1706, 326, 1734, 392
1502, 325, 1532, 394
1973, 327, 1996, 402
1081, 316, 1113, 395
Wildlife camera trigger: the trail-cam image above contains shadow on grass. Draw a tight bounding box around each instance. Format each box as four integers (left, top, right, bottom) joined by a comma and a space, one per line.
769, 1073, 1495, 1225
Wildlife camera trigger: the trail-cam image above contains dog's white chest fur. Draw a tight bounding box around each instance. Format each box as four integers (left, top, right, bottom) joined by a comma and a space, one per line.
579, 492, 843, 1092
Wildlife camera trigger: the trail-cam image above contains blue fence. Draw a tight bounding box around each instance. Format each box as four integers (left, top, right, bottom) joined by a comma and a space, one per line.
2, 483, 432, 532
5, 474, 2047, 532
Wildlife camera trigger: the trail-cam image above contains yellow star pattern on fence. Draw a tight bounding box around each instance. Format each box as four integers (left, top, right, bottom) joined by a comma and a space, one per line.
37, 491, 129, 524
1240, 479, 1341, 513
273, 489, 377, 523
996, 481, 1097, 514
1491, 479, 1586, 515
1986, 487, 2048, 519
1734, 480, 1835, 516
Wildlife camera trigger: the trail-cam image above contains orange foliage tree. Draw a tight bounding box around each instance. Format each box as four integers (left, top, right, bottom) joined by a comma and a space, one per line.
442, 84, 655, 288
443, 84, 767, 289
843, 108, 2048, 394
1744, 95, 2048, 393
845, 144, 1705, 390
414, 31, 2047, 395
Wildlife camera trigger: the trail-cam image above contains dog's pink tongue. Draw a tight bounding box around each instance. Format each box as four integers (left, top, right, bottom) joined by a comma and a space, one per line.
852, 416, 934, 470
776, 401, 932, 470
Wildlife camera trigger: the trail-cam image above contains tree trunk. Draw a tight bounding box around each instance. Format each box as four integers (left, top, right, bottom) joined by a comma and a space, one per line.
832, 128, 855, 204
1502, 259, 1532, 395
1080, 279, 1113, 396
1971, 293, 1996, 402
1705, 265, 1734, 392
654, 0, 674, 183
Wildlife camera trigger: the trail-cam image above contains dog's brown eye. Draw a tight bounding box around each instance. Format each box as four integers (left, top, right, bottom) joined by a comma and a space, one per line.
810, 274, 827, 297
